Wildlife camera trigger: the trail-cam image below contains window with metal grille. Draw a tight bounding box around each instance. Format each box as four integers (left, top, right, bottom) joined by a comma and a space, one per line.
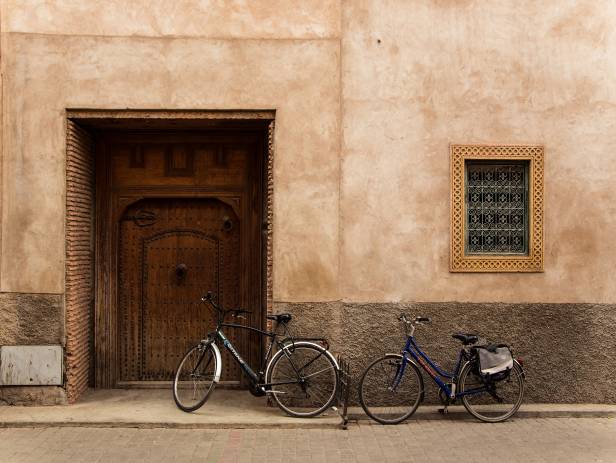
449, 144, 544, 272
465, 161, 529, 255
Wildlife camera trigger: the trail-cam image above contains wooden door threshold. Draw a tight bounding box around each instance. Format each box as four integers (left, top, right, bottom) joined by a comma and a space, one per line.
115, 381, 242, 389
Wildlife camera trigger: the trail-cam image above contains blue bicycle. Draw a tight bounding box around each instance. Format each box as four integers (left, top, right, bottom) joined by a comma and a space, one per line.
358, 314, 525, 424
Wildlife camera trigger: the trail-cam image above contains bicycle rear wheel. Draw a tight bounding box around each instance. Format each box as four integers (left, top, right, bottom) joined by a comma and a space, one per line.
358, 354, 423, 425
459, 360, 524, 422
267, 342, 338, 417
173, 342, 218, 412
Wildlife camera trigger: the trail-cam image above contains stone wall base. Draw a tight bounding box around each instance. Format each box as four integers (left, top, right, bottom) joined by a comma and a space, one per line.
2, 300, 614, 405
275, 302, 616, 405
0, 293, 63, 345
0, 386, 67, 406
0, 293, 68, 405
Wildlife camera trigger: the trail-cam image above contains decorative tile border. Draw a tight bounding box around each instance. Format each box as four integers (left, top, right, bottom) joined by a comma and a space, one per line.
450, 144, 544, 272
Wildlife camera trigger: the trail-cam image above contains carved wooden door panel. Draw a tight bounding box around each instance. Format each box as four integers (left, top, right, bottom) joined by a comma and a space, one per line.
95, 131, 264, 389
119, 198, 243, 382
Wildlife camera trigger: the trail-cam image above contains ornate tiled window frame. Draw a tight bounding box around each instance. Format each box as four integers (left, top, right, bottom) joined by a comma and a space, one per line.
450, 144, 544, 272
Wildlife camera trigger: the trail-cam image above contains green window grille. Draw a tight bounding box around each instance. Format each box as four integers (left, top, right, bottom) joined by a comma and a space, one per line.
465, 161, 529, 255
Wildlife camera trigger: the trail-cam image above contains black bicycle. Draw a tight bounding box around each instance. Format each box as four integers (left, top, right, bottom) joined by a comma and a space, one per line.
172, 291, 339, 417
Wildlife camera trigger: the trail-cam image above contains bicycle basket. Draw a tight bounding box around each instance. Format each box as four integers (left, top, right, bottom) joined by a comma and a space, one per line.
477, 345, 513, 380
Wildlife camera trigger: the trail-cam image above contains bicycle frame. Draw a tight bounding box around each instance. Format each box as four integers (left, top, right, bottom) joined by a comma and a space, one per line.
206, 321, 333, 391
395, 334, 483, 400
212, 322, 275, 385
198, 293, 335, 391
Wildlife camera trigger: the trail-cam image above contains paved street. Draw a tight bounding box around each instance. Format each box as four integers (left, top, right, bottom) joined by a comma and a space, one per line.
0, 418, 614, 463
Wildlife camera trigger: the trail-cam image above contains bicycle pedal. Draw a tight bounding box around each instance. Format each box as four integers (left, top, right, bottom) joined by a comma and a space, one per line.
438, 407, 448, 414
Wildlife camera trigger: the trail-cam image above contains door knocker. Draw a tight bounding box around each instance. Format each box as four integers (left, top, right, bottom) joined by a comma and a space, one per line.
175, 263, 188, 282
222, 216, 233, 232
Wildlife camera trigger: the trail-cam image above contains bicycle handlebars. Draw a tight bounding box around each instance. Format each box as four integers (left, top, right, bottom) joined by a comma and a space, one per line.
398, 313, 432, 325
201, 291, 252, 320
398, 313, 431, 337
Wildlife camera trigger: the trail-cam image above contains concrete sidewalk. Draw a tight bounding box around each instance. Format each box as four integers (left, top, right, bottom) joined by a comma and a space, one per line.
4, 419, 616, 463
0, 389, 342, 429
0, 389, 615, 429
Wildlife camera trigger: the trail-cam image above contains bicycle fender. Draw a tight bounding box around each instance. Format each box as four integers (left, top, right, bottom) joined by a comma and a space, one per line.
386, 353, 421, 369
264, 341, 339, 381
402, 354, 423, 371
208, 341, 223, 383
386, 353, 425, 402
514, 359, 525, 379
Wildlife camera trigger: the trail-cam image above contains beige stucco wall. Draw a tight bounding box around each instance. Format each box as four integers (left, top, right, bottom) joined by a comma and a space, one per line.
0, 0, 341, 301
1, 0, 616, 304
340, 0, 616, 304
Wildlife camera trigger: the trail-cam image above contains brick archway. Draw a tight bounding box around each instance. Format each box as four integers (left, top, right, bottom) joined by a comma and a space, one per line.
64, 110, 275, 402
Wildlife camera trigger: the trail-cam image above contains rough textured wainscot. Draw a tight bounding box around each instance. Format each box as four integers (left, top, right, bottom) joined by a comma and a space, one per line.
0, 294, 63, 346
0, 293, 66, 405
0, 386, 66, 406
274, 302, 616, 405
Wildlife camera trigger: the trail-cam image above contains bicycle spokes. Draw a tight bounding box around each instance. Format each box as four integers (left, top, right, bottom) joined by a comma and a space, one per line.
173, 344, 218, 412
268, 344, 338, 417
459, 362, 524, 422
359, 354, 423, 425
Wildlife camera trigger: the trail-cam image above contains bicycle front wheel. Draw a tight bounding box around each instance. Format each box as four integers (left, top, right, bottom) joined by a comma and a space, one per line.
459, 360, 524, 423
267, 342, 338, 418
358, 354, 424, 424
173, 342, 218, 412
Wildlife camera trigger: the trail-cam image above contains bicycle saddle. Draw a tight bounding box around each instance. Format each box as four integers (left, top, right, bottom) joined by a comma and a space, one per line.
452, 333, 479, 345
267, 313, 292, 324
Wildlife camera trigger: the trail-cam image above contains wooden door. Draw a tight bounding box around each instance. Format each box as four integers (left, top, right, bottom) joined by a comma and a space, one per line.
96, 131, 264, 387
119, 198, 243, 382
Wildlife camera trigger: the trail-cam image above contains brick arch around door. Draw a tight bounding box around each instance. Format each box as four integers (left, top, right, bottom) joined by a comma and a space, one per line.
64, 111, 274, 398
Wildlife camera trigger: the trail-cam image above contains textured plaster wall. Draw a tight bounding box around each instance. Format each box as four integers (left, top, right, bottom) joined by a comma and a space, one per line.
1, 1, 616, 304
341, 0, 616, 304
2, 0, 616, 405
3, 0, 341, 39
280, 301, 616, 404
0, 293, 63, 345
0, 1, 341, 300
